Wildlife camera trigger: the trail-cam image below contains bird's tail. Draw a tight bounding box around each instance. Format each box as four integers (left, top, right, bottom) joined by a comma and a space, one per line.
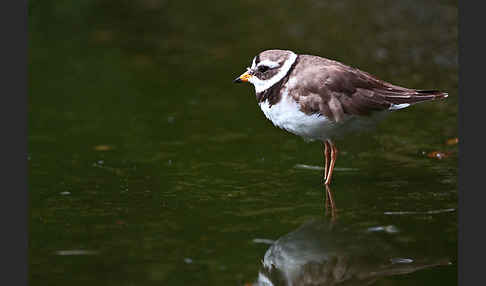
377, 89, 448, 110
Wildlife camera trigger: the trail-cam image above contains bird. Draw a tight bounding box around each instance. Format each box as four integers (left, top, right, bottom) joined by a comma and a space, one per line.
233, 49, 448, 189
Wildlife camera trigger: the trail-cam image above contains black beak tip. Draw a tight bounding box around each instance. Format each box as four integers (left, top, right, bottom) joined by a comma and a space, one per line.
233, 77, 242, 83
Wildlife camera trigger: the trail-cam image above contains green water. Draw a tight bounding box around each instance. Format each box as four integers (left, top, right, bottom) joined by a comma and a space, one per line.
29, 1, 458, 285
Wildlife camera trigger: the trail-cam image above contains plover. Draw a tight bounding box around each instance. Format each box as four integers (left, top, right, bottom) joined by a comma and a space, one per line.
233, 49, 448, 188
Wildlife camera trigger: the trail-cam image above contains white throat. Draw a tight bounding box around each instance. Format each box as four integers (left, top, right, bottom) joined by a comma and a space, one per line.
249, 52, 297, 93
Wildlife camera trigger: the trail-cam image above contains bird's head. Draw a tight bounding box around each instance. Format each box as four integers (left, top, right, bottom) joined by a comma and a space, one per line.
233, 49, 298, 93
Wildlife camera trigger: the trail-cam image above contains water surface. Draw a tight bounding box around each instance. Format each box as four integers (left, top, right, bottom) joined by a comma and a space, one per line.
29, 1, 458, 285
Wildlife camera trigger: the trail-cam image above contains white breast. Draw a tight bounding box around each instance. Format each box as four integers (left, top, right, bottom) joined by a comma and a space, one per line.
258, 90, 336, 141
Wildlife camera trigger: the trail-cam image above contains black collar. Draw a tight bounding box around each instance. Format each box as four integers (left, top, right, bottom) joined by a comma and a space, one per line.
256, 55, 300, 107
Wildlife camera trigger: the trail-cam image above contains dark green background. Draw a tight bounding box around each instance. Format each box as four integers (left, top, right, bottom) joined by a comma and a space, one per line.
29, 0, 457, 285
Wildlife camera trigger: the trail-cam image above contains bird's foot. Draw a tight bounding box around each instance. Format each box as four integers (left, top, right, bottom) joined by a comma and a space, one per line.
320, 173, 327, 185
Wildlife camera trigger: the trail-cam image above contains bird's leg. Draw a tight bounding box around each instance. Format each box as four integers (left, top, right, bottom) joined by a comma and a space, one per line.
324, 185, 329, 212
325, 184, 336, 221
320, 140, 330, 184
324, 140, 338, 185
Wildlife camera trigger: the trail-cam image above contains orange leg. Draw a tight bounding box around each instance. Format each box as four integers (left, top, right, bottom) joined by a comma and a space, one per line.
324, 140, 338, 185
320, 141, 331, 183
321, 140, 337, 219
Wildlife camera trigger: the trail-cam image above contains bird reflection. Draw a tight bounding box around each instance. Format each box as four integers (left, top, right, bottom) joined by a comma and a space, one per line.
324, 185, 336, 221
253, 219, 451, 286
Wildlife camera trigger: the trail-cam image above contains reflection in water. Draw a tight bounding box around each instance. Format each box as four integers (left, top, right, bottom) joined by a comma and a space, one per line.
254, 219, 451, 286
324, 185, 336, 220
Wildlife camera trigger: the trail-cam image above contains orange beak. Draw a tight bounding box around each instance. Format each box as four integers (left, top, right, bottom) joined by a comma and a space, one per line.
233, 71, 252, 83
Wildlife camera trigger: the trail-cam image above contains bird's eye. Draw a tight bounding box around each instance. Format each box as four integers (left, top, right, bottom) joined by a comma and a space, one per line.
258, 65, 270, 73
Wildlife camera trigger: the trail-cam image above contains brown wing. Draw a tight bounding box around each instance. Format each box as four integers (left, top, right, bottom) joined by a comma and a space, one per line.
293, 57, 447, 122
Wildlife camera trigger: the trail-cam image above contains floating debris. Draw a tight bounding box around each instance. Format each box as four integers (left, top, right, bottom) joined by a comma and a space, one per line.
94, 145, 114, 151
252, 238, 275, 245
55, 250, 99, 256
384, 208, 455, 215
334, 167, 360, 171
184, 258, 193, 264
59, 192, 71, 196
426, 151, 452, 160
367, 225, 399, 234
446, 137, 459, 145
294, 164, 359, 171
390, 257, 414, 264
294, 164, 323, 171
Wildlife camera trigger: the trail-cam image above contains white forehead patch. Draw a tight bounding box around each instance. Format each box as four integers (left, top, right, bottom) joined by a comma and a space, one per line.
249, 52, 297, 93
251, 57, 257, 69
